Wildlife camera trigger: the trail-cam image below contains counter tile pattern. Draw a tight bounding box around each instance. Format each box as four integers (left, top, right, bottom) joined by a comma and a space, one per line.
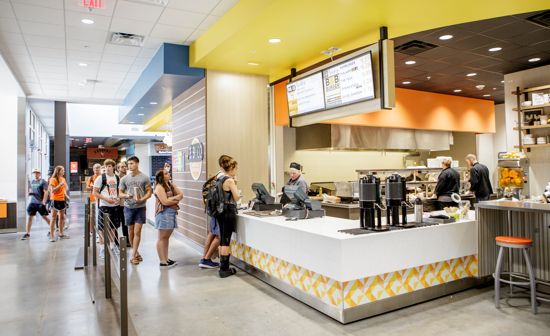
232, 240, 477, 310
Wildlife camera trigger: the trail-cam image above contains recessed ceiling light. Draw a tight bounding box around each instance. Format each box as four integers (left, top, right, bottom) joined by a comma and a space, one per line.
500, 80, 504, 83
483, 94, 491, 97
137, 113, 144, 116
129, 121, 135, 124
493, 87, 497, 90
81, 18, 94, 25
453, 89, 462, 93
528, 57, 541, 62
426, 76, 431, 80
247, 62, 259, 66
466, 73, 477, 77
149, 101, 158, 105
405, 60, 416, 65
78, 62, 87, 67
439, 35, 453, 40
402, 81, 411, 85
268, 38, 281, 44
488, 47, 502, 52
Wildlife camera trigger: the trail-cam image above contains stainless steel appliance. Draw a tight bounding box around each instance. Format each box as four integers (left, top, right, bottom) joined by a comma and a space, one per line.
385, 173, 412, 227
359, 175, 387, 231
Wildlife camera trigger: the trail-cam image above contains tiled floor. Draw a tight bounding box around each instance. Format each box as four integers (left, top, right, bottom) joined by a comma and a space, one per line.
2, 197, 549, 336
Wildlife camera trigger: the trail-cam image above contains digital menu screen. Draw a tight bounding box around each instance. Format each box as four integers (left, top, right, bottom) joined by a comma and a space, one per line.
323, 52, 375, 109
286, 72, 325, 116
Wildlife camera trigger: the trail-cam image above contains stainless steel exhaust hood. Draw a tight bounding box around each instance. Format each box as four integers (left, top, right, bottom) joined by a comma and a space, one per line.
296, 124, 451, 151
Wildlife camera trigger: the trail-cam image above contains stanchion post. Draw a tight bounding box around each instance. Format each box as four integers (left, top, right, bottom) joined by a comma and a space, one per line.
84, 198, 90, 267
104, 211, 112, 299
92, 204, 97, 267
120, 236, 128, 336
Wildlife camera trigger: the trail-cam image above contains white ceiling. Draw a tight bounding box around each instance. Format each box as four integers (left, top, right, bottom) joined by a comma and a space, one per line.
0, 0, 238, 104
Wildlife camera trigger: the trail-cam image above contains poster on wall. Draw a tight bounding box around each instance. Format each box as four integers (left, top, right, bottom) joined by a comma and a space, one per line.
70, 161, 78, 174
87, 147, 118, 159
173, 150, 185, 173
187, 138, 203, 181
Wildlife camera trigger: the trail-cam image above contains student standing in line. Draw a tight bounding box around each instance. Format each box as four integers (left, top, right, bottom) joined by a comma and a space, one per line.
199, 154, 233, 269
154, 169, 183, 268
216, 156, 241, 278
116, 161, 130, 246
119, 156, 152, 265
49, 165, 70, 240
22, 169, 51, 240
87, 163, 101, 234
93, 159, 121, 259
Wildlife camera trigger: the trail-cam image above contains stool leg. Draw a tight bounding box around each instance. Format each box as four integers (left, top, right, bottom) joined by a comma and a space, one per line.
494, 246, 505, 309
522, 248, 538, 314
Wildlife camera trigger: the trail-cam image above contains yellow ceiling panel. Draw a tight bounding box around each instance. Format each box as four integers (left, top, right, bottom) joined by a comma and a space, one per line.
190, 0, 550, 82
143, 104, 172, 132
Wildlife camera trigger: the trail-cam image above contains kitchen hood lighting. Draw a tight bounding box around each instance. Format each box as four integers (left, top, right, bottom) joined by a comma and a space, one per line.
453, 89, 462, 93
81, 18, 94, 25
402, 81, 411, 85
439, 35, 453, 40
268, 38, 281, 44
488, 47, 502, 52
528, 57, 541, 62
405, 60, 416, 65
466, 73, 477, 77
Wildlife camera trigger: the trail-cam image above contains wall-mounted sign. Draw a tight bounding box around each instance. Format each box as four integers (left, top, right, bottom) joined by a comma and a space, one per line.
70, 161, 78, 174
173, 150, 185, 173
187, 138, 203, 181
87, 147, 118, 159
80, 0, 104, 10
154, 143, 172, 154
85, 137, 93, 143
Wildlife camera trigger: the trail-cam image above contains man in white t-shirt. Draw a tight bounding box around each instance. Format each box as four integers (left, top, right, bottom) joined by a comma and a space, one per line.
93, 159, 121, 258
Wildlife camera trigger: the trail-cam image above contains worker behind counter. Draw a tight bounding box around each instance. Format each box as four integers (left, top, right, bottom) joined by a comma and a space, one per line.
434, 159, 460, 210
285, 162, 309, 195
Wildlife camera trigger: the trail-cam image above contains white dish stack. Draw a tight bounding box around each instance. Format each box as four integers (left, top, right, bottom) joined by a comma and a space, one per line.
537, 136, 547, 145
523, 134, 535, 145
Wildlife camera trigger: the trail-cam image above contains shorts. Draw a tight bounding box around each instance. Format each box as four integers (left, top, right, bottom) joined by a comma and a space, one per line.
52, 200, 66, 211
124, 207, 146, 226
98, 206, 120, 231
154, 208, 177, 230
216, 204, 237, 247
27, 203, 49, 216
209, 217, 220, 236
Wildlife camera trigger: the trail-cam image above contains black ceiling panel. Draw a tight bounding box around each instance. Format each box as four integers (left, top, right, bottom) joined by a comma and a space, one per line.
482, 21, 542, 39
459, 16, 518, 33
507, 28, 550, 47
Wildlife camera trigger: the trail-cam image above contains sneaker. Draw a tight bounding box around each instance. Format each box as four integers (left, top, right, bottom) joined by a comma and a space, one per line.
160, 261, 176, 268
111, 247, 120, 256
59, 234, 70, 239
99, 248, 105, 259
199, 259, 220, 269
219, 267, 237, 278
49, 237, 56, 242
21, 233, 30, 240
167, 259, 177, 266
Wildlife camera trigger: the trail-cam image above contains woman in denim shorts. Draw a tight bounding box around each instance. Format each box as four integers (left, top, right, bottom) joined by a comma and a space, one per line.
154, 169, 183, 268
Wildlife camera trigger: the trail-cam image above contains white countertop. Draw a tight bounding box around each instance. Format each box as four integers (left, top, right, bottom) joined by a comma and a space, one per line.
234, 211, 478, 282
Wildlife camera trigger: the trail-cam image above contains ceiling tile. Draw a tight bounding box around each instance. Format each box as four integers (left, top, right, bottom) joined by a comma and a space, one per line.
99, 61, 132, 72
0, 1, 15, 19
65, 10, 112, 30
532, 40, 550, 53
67, 50, 103, 62
66, 26, 109, 43
2, 43, 31, 56
101, 53, 136, 64
25, 34, 65, 49
198, 15, 220, 30
110, 17, 155, 36
481, 20, 542, 40
11, 0, 63, 10
12, 2, 63, 25
66, 39, 104, 53
114, 0, 164, 22
507, 29, 550, 47
19, 20, 64, 38
138, 47, 159, 58
28, 46, 66, 58
0, 18, 21, 34
0, 32, 26, 45
211, 0, 239, 16
63, 0, 115, 16
103, 44, 141, 56
166, 0, 218, 14
35, 64, 67, 73
459, 16, 518, 33
158, 8, 205, 28
132, 57, 151, 67
150, 23, 193, 42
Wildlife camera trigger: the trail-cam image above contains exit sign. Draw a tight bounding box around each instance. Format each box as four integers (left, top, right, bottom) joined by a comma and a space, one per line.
85, 137, 93, 143
81, 0, 104, 9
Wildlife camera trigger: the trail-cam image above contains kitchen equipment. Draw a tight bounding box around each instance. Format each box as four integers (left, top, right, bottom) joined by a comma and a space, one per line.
414, 197, 423, 223
497, 152, 529, 198
359, 175, 387, 231
385, 173, 412, 227
282, 185, 325, 219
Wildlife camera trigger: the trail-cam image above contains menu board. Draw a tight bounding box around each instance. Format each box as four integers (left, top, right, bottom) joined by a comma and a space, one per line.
286, 72, 325, 116
323, 52, 375, 108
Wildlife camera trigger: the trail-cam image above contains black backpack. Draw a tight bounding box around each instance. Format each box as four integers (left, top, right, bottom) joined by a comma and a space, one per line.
99, 173, 120, 196
204, 175, 229, 217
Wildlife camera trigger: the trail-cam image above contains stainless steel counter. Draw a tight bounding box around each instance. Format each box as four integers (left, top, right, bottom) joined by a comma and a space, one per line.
476, 200, 550, 213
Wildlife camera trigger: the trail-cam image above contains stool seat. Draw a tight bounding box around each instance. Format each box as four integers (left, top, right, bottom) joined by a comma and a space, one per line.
495, 236, 533, 246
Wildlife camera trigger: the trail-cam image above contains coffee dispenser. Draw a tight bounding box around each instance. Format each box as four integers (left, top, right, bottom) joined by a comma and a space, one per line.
359, 175, 387, 231
385, 173, 408, 226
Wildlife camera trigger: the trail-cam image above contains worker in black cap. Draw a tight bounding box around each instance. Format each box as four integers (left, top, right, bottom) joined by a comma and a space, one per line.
286, 162, 309, 195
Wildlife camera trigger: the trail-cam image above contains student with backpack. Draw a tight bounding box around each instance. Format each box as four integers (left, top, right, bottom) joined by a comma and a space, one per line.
93, 159, 121, 259
22, 169, 51, 240
207, 156, 241, 278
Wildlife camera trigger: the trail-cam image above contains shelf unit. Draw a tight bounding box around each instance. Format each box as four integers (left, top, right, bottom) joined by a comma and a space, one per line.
513, 85, 550, 152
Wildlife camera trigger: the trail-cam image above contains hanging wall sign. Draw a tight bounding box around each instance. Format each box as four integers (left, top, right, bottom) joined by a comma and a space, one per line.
187, 138, 203, 181
173, 150, 185, 173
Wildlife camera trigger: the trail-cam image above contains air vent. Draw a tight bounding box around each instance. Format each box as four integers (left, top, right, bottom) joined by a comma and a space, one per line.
110, 32, 145, 47
395, 40, 438, 56
526, 10, 550, 28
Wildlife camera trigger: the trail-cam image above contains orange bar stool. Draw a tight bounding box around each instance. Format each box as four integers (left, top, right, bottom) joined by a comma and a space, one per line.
493, 236, 537, 314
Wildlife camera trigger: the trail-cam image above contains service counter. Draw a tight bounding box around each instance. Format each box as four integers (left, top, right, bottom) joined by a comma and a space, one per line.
231, 211, 480, 323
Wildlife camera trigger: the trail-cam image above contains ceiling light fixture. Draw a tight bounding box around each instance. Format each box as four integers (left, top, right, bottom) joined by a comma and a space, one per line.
247, 62, 259, 66
149, 101, 158, 105
405, 60, 416, 65
268, 38, 281, 44
129, 121, 135, 124
488, 47, 502, 52
137, 113, 144, 116
81, 18, 95, 25
483, 94, 491, 97
501, 80, 505, 83
528, 57, 541, 62
466, 73, 477, 77
402, 81, 411, 85
439, 35, 453, 40
78, 62, 88, 67
453, 89, 462, 93
426, 76, 431, 80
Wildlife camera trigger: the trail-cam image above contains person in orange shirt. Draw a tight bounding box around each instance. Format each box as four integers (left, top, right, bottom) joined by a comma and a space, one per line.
49, 165, 70, 240
87, 164, 102, 204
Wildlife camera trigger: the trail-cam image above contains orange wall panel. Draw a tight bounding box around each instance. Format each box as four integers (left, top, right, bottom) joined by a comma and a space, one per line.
274, 80, 289, 126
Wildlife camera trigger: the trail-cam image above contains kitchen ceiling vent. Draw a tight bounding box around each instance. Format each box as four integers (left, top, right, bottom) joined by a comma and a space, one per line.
395, 40, 438, 56
526, 10, 550, 28
110, 32, 145, 47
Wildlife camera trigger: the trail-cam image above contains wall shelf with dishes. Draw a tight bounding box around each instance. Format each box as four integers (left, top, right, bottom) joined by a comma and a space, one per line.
513, 84, 550, 152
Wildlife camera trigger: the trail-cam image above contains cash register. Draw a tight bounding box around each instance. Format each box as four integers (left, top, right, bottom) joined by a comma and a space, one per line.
282, 185, 325, 219
251, 183, 283, 211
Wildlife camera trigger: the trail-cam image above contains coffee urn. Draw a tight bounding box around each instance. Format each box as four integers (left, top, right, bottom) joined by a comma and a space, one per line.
385, 173, 408, 226
359, 175, 386, 231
